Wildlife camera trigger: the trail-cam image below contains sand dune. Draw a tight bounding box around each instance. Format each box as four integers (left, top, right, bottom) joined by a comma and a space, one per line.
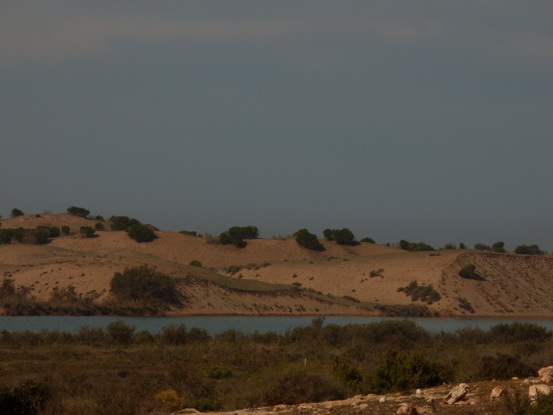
2, 214, 553, 316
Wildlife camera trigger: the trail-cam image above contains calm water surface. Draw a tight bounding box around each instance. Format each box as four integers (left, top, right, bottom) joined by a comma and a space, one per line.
1, 316, 553, 334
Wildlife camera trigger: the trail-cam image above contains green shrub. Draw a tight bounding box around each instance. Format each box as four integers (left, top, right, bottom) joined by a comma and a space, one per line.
515, 244, 543, 255
79, 226, 96, 238
66, 206, 90, 218
107, 321, 135, 345
492, 241, 506, 253
458, 264, 485, 281
0, 229, 14, 244
398, 239, 435, 252
189, 260, 202, 267
179, 230, 198, 237
10, 208, 24, 217
109, 216, 141, 231
360, 237, 375, 244
397, 281, 441, 304
322, 228, 357, 245
476, 353, 534, 380
364, 351, 449, 394
110, 265, 181, 307
220, 226, 259, 248
488, 323, 552, 343
294, 228, 324, 251
474, 243, 492, 250
257, 370, 344, 406
61, 226, 70, 235
29, 228, 50, 245
191, 397, 222, 412
94, 222, 104, 231
457, 297, 475, 313
127, 223, 156, 243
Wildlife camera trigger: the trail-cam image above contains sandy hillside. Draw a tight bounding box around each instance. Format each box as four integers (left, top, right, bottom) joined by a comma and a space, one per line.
1, 214, 553, 317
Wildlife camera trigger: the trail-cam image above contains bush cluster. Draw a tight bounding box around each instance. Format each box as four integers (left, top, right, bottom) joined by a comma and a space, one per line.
0, 227, 60, 245
515, 244, 543, 255
220, 226, 259, 248
398, 239, 435, 252
323, 228, 357, 245
294, 229, 324, 251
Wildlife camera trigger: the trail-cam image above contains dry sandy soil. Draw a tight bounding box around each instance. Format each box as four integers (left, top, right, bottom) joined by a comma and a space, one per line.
2, 214, 553, 317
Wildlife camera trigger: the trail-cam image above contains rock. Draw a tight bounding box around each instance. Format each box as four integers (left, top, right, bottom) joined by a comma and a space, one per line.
529, 384, 551, 405
490, 386, 505, 400
396, 403, 418, 415
379, 396, 387, 403
512, 377, 519, 381
416, 389, 423, 395
538, 366, 553, 383
444, 383, 469, 405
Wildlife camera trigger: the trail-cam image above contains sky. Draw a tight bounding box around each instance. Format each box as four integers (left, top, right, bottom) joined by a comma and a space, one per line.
2, 1, 553, 251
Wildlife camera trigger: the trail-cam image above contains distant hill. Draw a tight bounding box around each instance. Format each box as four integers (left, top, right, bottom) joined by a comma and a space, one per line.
1, 214, 553, 316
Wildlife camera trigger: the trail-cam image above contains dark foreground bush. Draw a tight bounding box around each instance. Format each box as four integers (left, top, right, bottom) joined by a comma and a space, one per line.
0, 380, 51, 415
476, 353, 534, 380
257, 370, 344, 406
364, 351, 450, 394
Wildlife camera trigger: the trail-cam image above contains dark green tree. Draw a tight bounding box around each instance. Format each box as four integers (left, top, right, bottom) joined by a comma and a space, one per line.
492, 241, 506, 253
10, 208, 24, 217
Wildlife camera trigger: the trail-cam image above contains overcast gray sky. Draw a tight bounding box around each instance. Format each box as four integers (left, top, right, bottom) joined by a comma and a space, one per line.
2, 1, 552, 250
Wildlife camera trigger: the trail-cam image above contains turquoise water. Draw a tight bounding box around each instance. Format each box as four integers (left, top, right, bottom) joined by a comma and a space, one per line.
1, 315, 553, 334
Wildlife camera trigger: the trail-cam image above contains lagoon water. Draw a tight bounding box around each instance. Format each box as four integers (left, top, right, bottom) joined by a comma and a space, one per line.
1, 316, 553, 335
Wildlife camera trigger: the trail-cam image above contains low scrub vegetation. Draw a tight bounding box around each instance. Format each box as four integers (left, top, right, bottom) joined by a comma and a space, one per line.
0, 320, 551, 414
458, 264, 485, 281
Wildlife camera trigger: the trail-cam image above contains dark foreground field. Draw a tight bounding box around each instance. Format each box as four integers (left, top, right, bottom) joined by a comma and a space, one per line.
1, 320, 553, 414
